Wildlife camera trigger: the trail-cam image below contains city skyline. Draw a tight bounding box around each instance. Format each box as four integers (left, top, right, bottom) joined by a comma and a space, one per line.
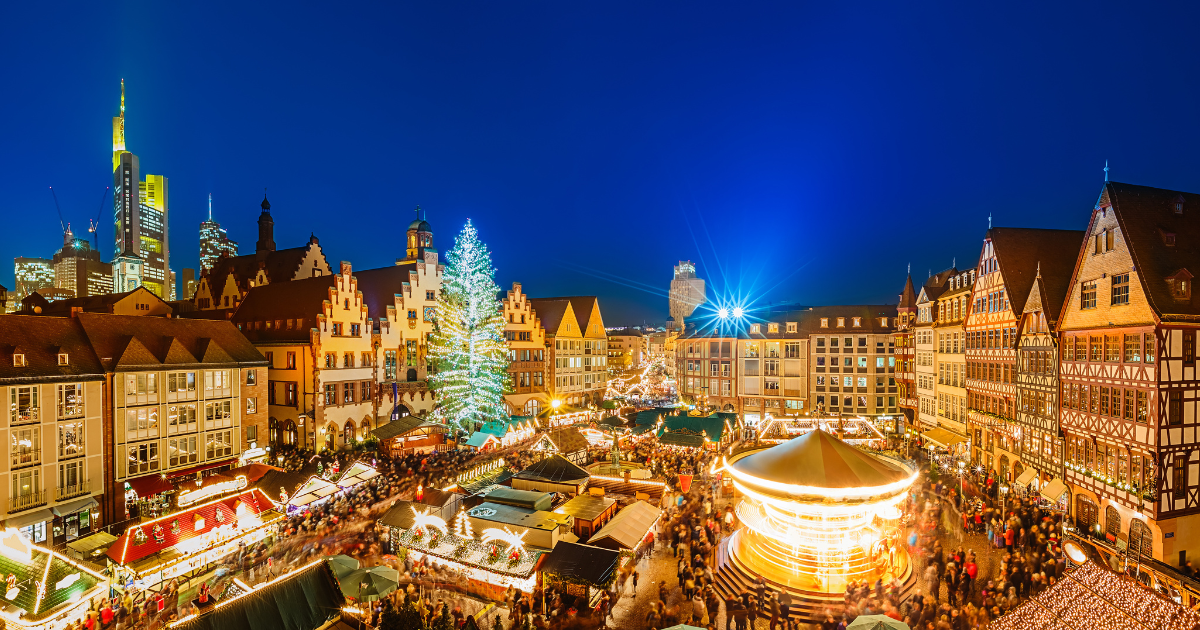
8, 3, 1200, 325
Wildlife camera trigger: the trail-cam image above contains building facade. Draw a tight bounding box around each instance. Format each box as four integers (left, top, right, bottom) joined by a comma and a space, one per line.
895, 274, 918, 430
676, 330, 738, 413
807, 306, 898, 419
528, 297, 608, 408
606, 329, 646, 370
741, 310, 812, 422
935, 269, 973, 443
52, 233, 113, 299
501, 282, 549, 417
12, 257, 55, 307
111, 81, 171, 300
668, 261, 706, 330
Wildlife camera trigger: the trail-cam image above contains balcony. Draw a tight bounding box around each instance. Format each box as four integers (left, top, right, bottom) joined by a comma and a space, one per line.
11, 409, 39, 426
11, 449, 40, 469
56, 480, 90, 502
9, 490, 46, 513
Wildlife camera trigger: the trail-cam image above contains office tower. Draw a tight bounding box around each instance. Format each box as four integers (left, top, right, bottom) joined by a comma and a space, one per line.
668, 260, 707, 329
12, 257, 55, 308
200, 194, 239, 272
181, 268, 196, 300
53, 229, 113, 299
110, 80, 171, 299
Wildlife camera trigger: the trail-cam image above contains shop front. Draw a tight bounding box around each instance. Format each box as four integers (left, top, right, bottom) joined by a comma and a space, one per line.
50, 496, 100, 547
124, 458, 239, 522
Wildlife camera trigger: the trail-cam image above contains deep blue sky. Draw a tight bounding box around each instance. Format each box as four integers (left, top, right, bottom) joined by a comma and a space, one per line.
5, 2, 1200, 325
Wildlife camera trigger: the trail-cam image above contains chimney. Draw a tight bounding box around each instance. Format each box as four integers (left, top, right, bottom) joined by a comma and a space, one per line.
340, 261, 352, 276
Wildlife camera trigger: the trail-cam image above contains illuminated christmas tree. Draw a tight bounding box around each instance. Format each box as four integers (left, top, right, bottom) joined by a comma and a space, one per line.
454, 510, 474, 540
428, 220, 510, 432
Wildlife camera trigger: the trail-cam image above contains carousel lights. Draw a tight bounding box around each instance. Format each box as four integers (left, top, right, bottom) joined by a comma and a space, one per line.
720, 455, 919, 502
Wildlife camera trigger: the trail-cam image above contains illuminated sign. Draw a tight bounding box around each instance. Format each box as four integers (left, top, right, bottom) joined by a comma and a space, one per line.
0, 529, 31, 563
54, 572, 81, 591
177, 475, 248, 507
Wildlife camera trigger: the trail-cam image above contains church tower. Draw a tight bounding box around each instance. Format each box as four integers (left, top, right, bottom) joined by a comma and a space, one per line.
402, 207, 435, 263
256, 194, 276, 256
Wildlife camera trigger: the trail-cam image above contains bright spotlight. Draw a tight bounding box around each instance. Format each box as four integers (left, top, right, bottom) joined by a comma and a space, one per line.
717, 307, 729, 319
732, 306, 744, 318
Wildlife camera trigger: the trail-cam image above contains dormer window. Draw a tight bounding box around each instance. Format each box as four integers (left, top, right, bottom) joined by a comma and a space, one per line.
836, 318, 846, 328
1169, 269, 1194, 302
820, 318, 829, 328
767, 323, 779, 334
58, 353, 68, 366
786, 322, 797, 333
852, 317, 862, 327
750, 324, 761, 334
1175, 194, 1186, 215
13, 354, 24, 367
881, 317, 889, 327
1160, 228, 1176, 246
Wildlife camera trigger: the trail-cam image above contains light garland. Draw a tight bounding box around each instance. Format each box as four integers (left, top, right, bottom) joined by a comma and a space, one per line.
427, 220, 510, 431
989, 561, 1200, 630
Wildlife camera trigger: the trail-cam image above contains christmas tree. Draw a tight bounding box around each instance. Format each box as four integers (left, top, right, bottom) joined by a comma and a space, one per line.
428, 220, 510, 433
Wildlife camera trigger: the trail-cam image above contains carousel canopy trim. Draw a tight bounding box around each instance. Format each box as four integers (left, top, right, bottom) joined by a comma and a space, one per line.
989, 561, 1200, 630
921, 427, 967, 450
287, 477, 341, 508
731, 429, 910, 491
107, 488, 280, 567
334, 461, 380, 489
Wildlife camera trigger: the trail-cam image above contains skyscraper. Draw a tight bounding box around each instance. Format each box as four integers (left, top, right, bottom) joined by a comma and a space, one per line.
110, 80, 171, 299
200, 194, 239, 272
12, 257, 55, 307
53, 228, 113, 299
668, 260, 707, 329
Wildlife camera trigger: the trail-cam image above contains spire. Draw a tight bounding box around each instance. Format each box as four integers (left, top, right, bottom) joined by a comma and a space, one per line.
112, 79, 127, 171
208, 193, 213, 221
988, 213, 992, 229
1104, 160, 1110, 182
120, 78, 125, 115
898, 271, 917, 310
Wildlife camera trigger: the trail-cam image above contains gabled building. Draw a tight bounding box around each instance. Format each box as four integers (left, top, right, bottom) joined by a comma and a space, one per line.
528, 296, 609, 408
192, 196, 332, 312
501, 283, 549, 417
1012, 238, 1082, 508
966, 228, 1083, 478
1057, 182, 1200, 566
20, 286, 171, 318
895, 273, 918, 430
607, 328, 646, 369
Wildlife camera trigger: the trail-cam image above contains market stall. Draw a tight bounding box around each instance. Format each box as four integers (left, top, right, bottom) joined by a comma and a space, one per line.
0, 528, 108, 630
107, 488, 283, 589
334, 461, 380, 489
285, 477, 341, 510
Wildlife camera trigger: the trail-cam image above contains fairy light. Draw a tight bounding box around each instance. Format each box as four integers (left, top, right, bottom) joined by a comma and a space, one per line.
990, 561, 1200, 630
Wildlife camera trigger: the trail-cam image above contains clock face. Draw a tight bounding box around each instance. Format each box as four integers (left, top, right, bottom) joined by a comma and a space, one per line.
423, 306, 436, 322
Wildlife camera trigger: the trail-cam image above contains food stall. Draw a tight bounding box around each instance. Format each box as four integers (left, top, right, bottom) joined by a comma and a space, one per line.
0, 528, 108, 630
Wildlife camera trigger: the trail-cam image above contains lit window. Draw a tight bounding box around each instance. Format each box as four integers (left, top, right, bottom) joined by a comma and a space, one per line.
837, 318, 845, 328
820, 318, 829, 328
57, 353, 68, 366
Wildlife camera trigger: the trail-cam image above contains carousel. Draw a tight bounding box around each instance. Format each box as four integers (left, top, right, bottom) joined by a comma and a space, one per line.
716, 429, 918, 620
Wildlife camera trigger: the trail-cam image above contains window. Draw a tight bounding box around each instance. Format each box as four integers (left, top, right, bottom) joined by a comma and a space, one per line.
332, 323, 343, 335
1112, 274, 1129, 306
361, 381, 372, 402
1081, 281, 1097, 309
246, 369, 257, 386
1105, 335, 1120, 362
59, 460, 84, 497
852, 318, 861, 327
11, 426, 39, 467
247, 425, 258, 444
858, 357, 867, 368
786, 322, 797, 333
361, 352, 373, 367
12, 354, 25, 367
1145, 333, 1156, 363
837, 318, 845, 328
343, 353, 354, 368
57, 353, 68, 366
264, 352, 274, 367
284, 382, 298, 407
56, 384, 83, 419
127, 443, 159, 475
785, 343, 800, 358
246, 397, 257, 414
205, 400, 233, 430
1174, 455, 1187, 500
820, 318, 829, 328
426, 290, 435, 300
205, 430, 233, 459
168, 436, 197, 467
1169, 391, 1183, 426
768, 323, 779, 333
344, 382, 356, 404
1124, 334, 1141, 362
57, 421, 84, 458
167, 372, 197, 401
857, 377, 867, 387
167, 404, 197, 435
204, 370, 230, 395
325, 353, 336, 368
124, 374, 158, 404
125, 408, 159, 440
286, 352, 297, 369
324, 384, 336, 405
1186, 331, 1196, 362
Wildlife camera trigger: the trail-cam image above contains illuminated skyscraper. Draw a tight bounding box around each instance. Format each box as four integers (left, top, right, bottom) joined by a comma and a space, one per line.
13, 257, 55, 307
668, 260, 707, 329
199, 194, 239, 272
110, 80, 171, 299
53, 229, 113, 299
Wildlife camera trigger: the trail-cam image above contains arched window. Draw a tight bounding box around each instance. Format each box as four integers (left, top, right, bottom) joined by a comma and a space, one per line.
525, 399, 540, 416
1129, 519, 1153, 558
343, 421, 357, 447
268, 418, 278, 445
282, 420, 297, 445
1105, 505, 1121, 536
1076, 496, 1098, 532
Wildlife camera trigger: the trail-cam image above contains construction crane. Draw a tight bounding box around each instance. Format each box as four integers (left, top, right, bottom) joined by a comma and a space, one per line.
89, 187, 110, 251
49, 186, 70, 243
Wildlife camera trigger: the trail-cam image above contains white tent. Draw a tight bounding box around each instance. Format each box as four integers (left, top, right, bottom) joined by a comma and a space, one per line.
336, 461, 381, 489
287, 476, 341, 508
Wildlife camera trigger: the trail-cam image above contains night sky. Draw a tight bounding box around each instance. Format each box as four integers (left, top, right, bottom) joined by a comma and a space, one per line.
5, 2, 1200, 325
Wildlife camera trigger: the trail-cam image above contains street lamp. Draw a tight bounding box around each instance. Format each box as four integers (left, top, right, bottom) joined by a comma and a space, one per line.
1000, 485, 1009, 516
957, 460, 966, 503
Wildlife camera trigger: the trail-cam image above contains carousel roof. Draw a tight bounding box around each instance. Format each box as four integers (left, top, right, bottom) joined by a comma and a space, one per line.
731, 429, 909, 490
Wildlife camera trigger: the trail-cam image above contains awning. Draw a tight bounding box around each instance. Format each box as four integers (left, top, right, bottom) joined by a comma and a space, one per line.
287, 476, 340, 508
1014, 467, 1038, 488
922, 427, 967, 450
66, 531, 117, 558
127, 474, 174, 497
6, 508, 53, 529
51, 496, 98, 517
168, 458, 237, 479
335, 462, 379, 489
1039, 478, 1067, 502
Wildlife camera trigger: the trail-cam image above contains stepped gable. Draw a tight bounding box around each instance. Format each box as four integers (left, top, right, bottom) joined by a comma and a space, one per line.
731, 429, 908, 489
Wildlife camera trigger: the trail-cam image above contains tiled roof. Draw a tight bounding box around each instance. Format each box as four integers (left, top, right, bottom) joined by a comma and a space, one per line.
796, 305, 898, 334
528, 298, 571, 334
898, 275, 917, 309
1101, 181, 1200, 322
22, 286, 168, 316
989, 227, 1086, 317
544, 427, 589, 454
354, 263, 420, 324
231, 274, 337, 342
205, 245, 313, 287
76, 313, 266, 370
565, 297, 599, 332
0, 316, 104, 382
513, 454, 589, 484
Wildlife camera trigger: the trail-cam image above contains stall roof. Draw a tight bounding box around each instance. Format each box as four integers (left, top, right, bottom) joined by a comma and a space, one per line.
107, 488, 280, 567
287, 476, 341, 508
922, 427, 967, 450
513, 455, 589, 484
0, 530, 106, 622
477, 487, 553, 512
542, 427, 589, 454
556, 495, 617, 522
335, 461, 380, 488
126, 474, 174, 498
66, 531, 117, 558
540, 541, 620, 588
658, 432, 705, 448
466, 502, 562, 532
372, 416, 442, 441
1015, 467, 1038, 488
378, 501, 421, 530
172, 559, 345, 630
1039, 478, 1067, 502
588, 501, 661, 550
253, 469, 312, 504
458, 469, 514, 496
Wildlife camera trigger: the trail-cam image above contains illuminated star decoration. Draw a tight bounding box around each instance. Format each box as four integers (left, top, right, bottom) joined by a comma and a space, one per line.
410, 506, 448, 536
480, 527, 527, 558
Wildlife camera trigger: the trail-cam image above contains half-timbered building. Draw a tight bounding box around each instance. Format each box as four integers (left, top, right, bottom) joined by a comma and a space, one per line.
1013, 238, 1082, 509
1058, 181, 1200, 567
966, 228, 1084, 480
895, 274, 918, 431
